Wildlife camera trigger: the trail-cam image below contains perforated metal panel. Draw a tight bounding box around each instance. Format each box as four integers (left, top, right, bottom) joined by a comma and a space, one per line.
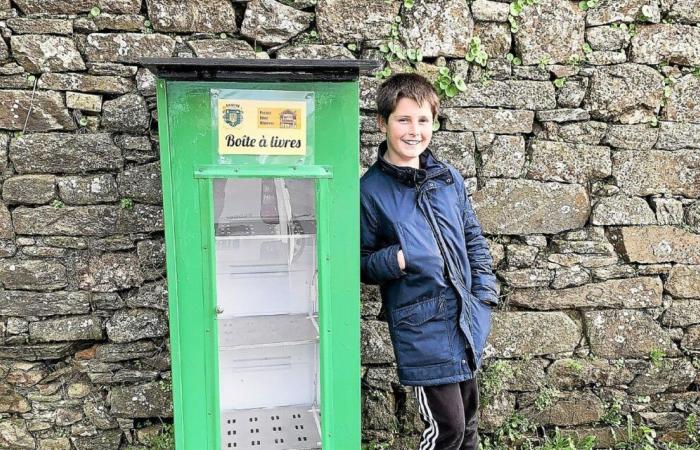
221, 405, 321, 449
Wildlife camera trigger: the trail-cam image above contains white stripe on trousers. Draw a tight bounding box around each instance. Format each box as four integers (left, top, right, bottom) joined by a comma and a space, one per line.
415, 386, 438, 450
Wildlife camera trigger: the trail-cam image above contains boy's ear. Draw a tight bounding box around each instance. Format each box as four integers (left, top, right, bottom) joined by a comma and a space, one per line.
377, 115, 387, 133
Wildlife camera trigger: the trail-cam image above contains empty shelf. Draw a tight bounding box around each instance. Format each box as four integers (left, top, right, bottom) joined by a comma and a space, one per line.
219, 314, 319, 349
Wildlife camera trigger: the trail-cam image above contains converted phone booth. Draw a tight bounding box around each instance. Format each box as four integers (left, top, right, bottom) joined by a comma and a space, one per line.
144, 59, 376, 449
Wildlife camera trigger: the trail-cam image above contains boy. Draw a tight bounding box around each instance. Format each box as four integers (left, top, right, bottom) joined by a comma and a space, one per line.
360, 73, 498, 450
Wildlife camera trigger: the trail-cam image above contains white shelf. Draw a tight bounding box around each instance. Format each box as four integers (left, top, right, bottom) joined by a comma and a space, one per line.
221, 404, 321, 450
218, 314, 319, 349
216, 234, 315, 241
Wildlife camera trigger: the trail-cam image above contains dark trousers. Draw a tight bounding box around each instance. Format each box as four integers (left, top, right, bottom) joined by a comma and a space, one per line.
413, 378, 479, 450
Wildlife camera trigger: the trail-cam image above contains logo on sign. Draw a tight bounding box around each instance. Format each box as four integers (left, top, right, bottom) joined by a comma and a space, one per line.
223, 105, 243, 128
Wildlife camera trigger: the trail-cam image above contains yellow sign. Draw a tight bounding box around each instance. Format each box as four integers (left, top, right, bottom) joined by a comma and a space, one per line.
217, 98, 307, 155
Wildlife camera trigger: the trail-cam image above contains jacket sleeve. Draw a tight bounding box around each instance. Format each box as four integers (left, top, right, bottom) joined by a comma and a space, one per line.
360, 193, 404, 285
455, 172, 499, 305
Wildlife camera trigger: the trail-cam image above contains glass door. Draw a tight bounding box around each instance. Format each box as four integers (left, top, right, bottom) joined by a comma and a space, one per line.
213, 177, 321, 450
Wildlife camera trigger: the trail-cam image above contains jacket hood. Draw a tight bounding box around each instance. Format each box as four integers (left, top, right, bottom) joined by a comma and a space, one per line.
376, 140, 448, 187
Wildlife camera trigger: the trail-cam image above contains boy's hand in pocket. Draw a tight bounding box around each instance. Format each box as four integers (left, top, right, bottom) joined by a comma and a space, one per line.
397, 249, 406, 271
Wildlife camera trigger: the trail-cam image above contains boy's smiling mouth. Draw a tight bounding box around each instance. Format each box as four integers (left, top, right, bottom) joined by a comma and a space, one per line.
402, 139, 422, 145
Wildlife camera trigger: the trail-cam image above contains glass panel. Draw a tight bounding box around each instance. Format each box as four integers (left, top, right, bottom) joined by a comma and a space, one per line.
214, 178, 321, 450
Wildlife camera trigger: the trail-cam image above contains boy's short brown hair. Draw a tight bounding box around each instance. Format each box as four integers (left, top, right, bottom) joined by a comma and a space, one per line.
376, 73, 440, 121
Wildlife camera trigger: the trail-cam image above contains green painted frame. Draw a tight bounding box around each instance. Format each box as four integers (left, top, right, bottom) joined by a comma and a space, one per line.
156, 78, 361, 450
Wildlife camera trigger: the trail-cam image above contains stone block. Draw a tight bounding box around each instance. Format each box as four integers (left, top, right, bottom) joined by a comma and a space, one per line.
613, 150, 700, 197
38, 73, 134, 94
57, 174, 119, 205
663, 0, 700, 23
11, 35, 84, 73
0, 259, 66, 290
662, 300, 700, 327
663, 74, 700, 123
631, 24, 700, 65
109, 382, 173, 417
603, 123, 659, 149
146, 0, 236, 32
586, 25, 630, 51
652, 197, 684, 225
527, 140, 611, 183
656, 121, 700, 150
509, 276, 663, 310
240, 0, 314, 46
187, 39, 256, 59
444, 80, 555, 110
477, 134, 525, 178
587, 0, 660, 25
66, 91, 102, 112
584, 309, 677, 358
443, 108, 534, 134
0, 90, 75, 131
489, 311, 581, 358
0, 291, 90, 316
591, 195, 656, 225
587, 64, 664, 124
102, 94, 149, 133
82, 252, 144, 292
6, 18, 73, 34
473, 22, 511, 58
117, 162, 161, 204
106, 308, 168, 343
316, 0, 399, 43
521, 391, 603, 426
84, 33, 175, 63
29, 315, 103, 342
429, 132, 476, 177
361, 320, 394, 364
13, 0, 92, 13
2, 175, 55, 205
539, 121, 607, 145
472, 179, 590, 235
71, 429, 122, 450
471, 0, 509, 22
514, 0, 585, 64
498, 268, 552, 288
0, 419, 34, 449
666, 265, 700, 298
614, 225, 700, 264
93, 13, 147, 32
546, 358, 635, 389
398, 0, 474, 57
629, 358, 696, 394
9, 133, 122, 174
99, 0, 142, 13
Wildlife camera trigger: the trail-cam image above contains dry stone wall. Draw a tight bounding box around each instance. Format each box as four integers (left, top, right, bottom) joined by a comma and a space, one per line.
0, 0, 698, 448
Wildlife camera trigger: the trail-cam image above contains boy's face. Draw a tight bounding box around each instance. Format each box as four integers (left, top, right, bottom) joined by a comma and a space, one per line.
378, 97, 433, 168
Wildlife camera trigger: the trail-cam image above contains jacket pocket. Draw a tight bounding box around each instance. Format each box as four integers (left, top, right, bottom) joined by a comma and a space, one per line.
391, 296, 452, 368
394, 221, 443, 277
467, 292, 493, 370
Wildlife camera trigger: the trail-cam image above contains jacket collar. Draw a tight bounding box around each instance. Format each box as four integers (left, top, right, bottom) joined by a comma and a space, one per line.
376, 141, 448, 187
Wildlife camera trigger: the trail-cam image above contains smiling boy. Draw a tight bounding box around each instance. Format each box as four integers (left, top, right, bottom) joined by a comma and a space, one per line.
360, 74, 498, 450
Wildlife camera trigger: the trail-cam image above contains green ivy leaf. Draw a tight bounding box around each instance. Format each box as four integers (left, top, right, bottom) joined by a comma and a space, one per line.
553, 77, 567, 88
578, 1, 589, 10
445, 85, 458, 98
438, 67, 450, 76
509, 2, 523, 16
454, 76, 467, 91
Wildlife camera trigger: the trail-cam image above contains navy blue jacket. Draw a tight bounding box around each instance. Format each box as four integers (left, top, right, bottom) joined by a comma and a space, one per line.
360, 142, 498, 386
